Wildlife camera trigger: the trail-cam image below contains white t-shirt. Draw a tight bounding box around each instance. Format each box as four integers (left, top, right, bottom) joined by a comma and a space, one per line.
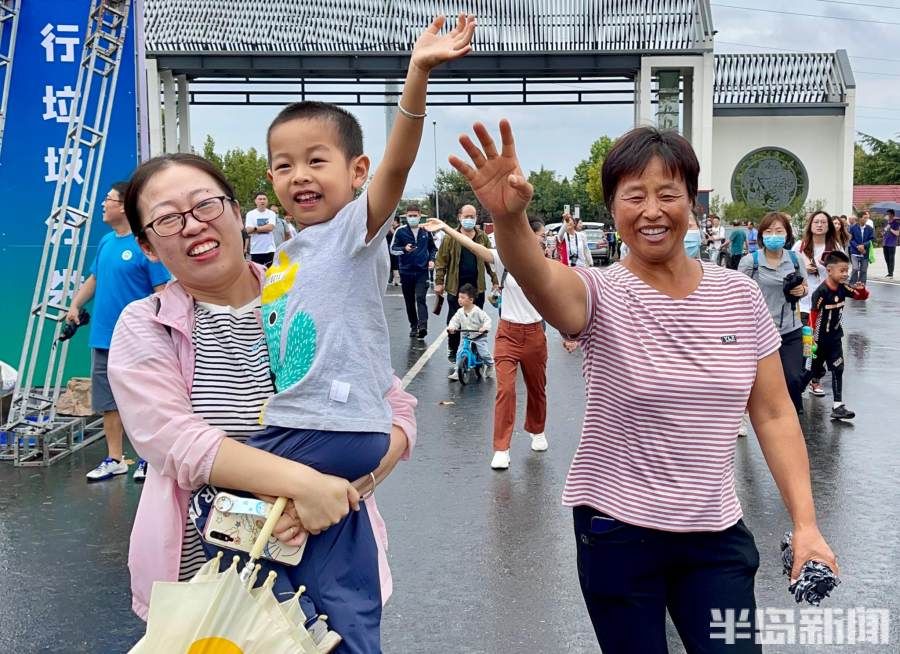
492, 250, 543, 324
792, 241, 826, 314
245, 209, 277, 254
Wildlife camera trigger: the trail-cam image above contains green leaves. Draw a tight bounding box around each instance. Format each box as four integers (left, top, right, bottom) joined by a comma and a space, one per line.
855, 133, 900, 185
201, 135, 273, 209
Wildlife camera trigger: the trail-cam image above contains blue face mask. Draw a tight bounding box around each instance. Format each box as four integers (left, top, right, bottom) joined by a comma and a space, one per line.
406, 217, 420, 228
683, 229, 701, 258
460, 218, 476, 231
763, 235, 786, 251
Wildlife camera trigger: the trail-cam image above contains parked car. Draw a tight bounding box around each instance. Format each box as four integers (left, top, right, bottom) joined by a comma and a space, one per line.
545, 221, 610, 265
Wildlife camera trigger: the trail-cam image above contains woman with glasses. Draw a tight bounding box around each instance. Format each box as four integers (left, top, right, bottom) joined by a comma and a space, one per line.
106, 154, 418, 626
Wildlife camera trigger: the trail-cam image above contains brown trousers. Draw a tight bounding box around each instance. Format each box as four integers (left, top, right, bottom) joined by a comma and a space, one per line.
492, 319, 548, 451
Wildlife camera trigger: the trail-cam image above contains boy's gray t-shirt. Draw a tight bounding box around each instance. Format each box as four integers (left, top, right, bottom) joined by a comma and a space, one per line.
261, 191, 393, 434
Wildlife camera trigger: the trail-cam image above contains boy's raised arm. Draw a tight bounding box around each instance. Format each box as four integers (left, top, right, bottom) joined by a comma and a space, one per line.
367, 14, 476, 239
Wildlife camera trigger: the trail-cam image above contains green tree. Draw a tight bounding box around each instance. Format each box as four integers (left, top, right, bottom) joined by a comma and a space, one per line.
526, 167, 568, 221
201, 135, 272, 210
572, 136, 615, 220
855, 134, 900, 185
432, 168, 478, 226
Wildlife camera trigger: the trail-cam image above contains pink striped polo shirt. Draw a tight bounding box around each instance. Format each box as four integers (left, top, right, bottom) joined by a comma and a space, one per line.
564, 262, 782, 532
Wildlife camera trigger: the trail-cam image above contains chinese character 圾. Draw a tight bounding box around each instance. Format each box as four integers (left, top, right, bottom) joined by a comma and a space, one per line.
42, 85, 77, 123
44, 147, 84, 185
40, 24, 80, 63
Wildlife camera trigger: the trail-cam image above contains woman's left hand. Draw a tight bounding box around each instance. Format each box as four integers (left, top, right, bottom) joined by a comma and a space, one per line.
257, 495, 308, 546
790, 523, 839, 581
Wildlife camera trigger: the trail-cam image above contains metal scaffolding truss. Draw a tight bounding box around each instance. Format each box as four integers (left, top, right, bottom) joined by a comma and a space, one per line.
3, 0, 132, 466
0, 0, 21, 158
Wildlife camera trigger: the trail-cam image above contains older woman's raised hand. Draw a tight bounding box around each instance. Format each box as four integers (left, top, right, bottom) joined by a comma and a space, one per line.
449, 120, 533, 222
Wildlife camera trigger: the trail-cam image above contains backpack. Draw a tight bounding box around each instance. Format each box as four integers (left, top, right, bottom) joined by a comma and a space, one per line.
750, 249, 800, 279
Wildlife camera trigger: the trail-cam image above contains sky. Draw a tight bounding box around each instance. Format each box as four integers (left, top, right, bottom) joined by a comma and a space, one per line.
187, 0, 900, 198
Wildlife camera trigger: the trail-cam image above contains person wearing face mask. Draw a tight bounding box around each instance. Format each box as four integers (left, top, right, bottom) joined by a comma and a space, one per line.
683, 213, 703, 259
433, 204, 499, 376
391, 205, 438, 338
738, 212, 809, 413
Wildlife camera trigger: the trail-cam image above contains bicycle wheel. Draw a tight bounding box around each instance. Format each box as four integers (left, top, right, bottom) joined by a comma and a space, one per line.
457, 359, 471, 385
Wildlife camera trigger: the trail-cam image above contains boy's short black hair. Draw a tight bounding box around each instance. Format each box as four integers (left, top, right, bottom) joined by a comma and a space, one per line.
824, 250, 850, 266
267, 101, 363, 162
458, 283, 477, 298
888, 209, 896, 217
406, 204, 422, 214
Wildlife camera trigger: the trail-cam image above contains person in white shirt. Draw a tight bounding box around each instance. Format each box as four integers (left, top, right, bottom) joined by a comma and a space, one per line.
708, 214, 726, 266
426, 217, 550, 470
244, 192, 277, 266
556, 212, 592, 267
447, 283, 495, 376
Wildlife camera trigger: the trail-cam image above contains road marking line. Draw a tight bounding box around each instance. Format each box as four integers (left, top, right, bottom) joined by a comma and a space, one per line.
401, 330, 448, 390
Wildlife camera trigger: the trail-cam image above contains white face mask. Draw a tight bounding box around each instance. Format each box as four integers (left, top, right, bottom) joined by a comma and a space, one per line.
407, 217, 420, 228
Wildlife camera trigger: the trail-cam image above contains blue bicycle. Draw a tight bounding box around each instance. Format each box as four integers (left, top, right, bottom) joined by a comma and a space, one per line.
456, 329, 487, 385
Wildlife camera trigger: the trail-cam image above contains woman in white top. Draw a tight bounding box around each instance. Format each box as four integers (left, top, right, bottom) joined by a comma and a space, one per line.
556, 213, 593, 267
708, 215, 726, 265
793, 210, 841, 397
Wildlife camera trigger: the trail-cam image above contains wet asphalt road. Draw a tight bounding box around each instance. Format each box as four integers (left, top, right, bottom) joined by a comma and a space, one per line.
1, 273, 898, 653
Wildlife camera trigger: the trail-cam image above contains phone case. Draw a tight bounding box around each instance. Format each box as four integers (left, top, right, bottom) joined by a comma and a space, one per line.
203, 493, 306, 566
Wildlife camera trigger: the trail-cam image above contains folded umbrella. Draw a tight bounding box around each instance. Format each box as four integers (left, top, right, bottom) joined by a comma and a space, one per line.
780, 530, 840, 606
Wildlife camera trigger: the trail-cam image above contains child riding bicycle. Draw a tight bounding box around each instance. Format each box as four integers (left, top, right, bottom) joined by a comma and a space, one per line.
447, 283, 495, 378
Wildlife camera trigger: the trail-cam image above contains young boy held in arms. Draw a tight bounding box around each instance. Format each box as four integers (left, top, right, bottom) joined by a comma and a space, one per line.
228, 15, 475, 653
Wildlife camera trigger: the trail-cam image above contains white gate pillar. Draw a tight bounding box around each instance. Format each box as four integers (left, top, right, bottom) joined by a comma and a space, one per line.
177, 74, 191, 153
145, 58, 163, 157
160, 69, 177, 154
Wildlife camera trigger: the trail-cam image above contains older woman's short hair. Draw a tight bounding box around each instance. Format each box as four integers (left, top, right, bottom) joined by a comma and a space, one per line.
601, 127, 699, 211
757, 211, 795, 249
124, 153, 238, 241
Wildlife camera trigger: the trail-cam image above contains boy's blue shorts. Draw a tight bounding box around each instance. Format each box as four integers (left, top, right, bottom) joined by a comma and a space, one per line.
193, 428, 390, 653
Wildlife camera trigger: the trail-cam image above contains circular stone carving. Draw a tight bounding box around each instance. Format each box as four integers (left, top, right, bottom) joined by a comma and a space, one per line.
730, 147, 808, 211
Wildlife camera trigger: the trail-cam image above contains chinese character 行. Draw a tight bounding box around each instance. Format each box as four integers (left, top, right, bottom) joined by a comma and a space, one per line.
40, 23, 80, 63
42, 85, 77, 123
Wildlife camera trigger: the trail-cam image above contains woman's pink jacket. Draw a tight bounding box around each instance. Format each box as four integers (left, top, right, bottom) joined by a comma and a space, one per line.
108, 263, 418, 619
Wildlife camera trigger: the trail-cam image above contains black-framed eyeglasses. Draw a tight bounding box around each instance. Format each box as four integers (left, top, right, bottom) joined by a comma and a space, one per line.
143, 196, 234, 237
103, 196, 123, 204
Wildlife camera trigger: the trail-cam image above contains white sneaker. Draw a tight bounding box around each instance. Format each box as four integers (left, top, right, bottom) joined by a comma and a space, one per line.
530, 432, 549, 451
448, 368, 459, 381
484, 365, 495, 379
133, 459, 148, 482
86, 456, 128, 482
490, 450, 510, 470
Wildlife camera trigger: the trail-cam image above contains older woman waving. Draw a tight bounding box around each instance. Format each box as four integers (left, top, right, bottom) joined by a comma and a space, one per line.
106, 154, 417, 621
449, 122, 837, 653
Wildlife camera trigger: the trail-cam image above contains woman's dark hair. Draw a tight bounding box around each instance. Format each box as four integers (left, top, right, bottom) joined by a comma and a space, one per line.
124, 153, 237, 240
888, 209, 896, 217
757, 211, 795, 249
800, 210, 838, 262
601, 127, 699, 211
